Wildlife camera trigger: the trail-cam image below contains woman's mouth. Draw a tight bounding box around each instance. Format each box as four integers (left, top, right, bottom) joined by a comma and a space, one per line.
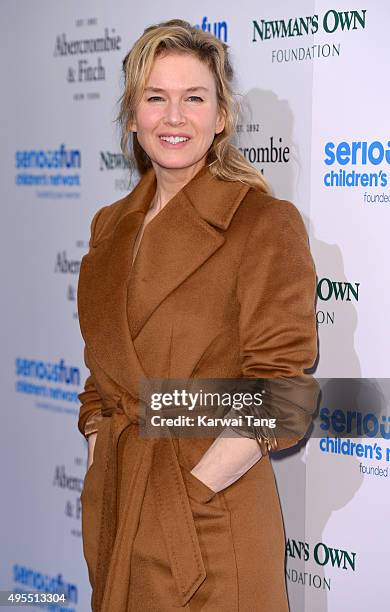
159, 135, 191, 148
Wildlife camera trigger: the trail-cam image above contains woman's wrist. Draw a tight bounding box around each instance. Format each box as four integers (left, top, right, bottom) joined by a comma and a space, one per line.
190, 466, 218, 493
86, 432, 98, 470
190, 429, 264, 493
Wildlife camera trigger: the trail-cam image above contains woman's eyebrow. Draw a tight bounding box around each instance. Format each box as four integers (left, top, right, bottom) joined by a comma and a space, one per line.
144, 86, 209, 93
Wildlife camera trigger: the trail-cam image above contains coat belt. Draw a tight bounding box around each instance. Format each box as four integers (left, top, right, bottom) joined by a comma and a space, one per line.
92, 394, 207, 611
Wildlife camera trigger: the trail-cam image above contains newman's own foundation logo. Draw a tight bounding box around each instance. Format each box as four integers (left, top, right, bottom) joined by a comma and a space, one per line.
316, 277, 360, 326
252, 9, 367, 63
252, 9, 367, 41
285, 537, 356, 591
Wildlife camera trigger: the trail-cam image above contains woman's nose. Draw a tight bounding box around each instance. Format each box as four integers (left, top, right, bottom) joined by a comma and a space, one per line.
164, 101, 185, 125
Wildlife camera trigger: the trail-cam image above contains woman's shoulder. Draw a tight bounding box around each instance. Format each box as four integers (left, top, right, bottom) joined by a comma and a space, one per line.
87, 169, 155, 244
235, 187, 313, 264
239, 185, 308, 237
87, 193, 133, 246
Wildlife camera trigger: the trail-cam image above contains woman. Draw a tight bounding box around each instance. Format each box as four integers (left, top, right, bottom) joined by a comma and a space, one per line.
77, 19, 318, 612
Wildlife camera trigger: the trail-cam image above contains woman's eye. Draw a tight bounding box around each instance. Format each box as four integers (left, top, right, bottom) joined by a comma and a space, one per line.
146, 95, 204, 103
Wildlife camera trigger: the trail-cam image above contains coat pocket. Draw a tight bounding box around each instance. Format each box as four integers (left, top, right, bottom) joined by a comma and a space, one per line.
180, 464, 217, 503
178, 461, 230, 522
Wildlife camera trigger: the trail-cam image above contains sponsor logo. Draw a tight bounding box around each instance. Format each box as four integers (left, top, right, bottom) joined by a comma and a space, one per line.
55, 250, 81, 275
239, 136, 290, 169
285, 537, 356, 591
253, 10, 366, 41
324, 140, 389, 187
318, 403, 390, 474
317, 277, 359, 302
236, 122, 290, 177
99, 150, 132, 191
316, 277, 359, 326
12, 564, 77, 605
54, 17, 122, 101
320, 407, 390, 442
194, 17, 228, 42
15, 144, 81, 199
252, 8, 367, 64
54, 250, 82, 319
53, 462, 85, 537
16, 144, 81, 170
100, 151, 130, 171
286, 538, 356, 570
53, 465, 83, 493
323, 139, 390, 203
15, 357, 81, 414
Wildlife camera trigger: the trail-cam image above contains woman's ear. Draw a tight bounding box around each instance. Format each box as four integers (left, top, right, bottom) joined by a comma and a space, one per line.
215, 108, 226, 135
128, 117, 137, 132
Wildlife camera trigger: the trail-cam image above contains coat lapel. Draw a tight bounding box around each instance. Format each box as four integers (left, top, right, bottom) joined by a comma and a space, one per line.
127, 188, 224, 339
77, 168, 156, 399
128, 165, 251, 339
78, 163, 251, 397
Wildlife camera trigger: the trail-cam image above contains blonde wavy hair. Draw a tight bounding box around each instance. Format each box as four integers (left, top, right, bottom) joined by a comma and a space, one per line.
117, 19, 269, 193
116, 19, 269, 192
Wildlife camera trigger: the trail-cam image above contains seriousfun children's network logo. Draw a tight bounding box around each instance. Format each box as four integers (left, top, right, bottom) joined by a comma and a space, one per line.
15, 143, 81, 199
15, 356, 81, 415
323, 139, 390, 204
12, 564, 78, 609
318, 405, 390, 479
194, 17, 228, 42
252, 8, 367, 63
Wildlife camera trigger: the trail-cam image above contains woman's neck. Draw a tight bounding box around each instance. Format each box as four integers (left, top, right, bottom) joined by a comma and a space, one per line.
151, 158, 207, 211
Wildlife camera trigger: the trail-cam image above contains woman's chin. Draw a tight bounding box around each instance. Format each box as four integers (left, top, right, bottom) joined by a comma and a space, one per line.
151, 157, 203, 172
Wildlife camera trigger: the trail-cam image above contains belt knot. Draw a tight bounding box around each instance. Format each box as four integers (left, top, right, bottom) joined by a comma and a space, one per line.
119, 392, 141, 424
101, 392, 143, 425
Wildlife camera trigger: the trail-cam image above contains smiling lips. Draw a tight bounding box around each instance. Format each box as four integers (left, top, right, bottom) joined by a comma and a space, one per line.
159, 135, 191, 145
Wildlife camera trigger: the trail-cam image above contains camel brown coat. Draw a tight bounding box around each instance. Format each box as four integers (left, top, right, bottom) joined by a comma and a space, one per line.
77, 164, 318, 611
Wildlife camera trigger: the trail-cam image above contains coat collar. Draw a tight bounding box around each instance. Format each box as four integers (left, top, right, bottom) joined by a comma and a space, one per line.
78, 164, 251, 400
104, 163, 251, 236
181, 164, 251, 230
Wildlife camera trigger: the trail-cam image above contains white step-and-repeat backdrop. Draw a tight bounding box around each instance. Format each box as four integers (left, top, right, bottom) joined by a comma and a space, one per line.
1, 1, 388, 610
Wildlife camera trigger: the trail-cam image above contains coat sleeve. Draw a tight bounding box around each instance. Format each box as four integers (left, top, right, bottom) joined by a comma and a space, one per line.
77, 348, 104, 438
77, 207, 107, 439
235, 198, 320, 455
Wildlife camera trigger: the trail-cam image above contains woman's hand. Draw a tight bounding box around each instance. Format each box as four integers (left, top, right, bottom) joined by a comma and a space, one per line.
86, 432, 98, 471
190, 428, 263, 493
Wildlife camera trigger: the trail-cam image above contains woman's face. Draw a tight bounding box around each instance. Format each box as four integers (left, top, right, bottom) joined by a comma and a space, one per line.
130, 52, 226, 173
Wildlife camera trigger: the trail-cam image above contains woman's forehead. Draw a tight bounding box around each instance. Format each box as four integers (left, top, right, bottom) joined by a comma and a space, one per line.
146, 52, 215, 86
